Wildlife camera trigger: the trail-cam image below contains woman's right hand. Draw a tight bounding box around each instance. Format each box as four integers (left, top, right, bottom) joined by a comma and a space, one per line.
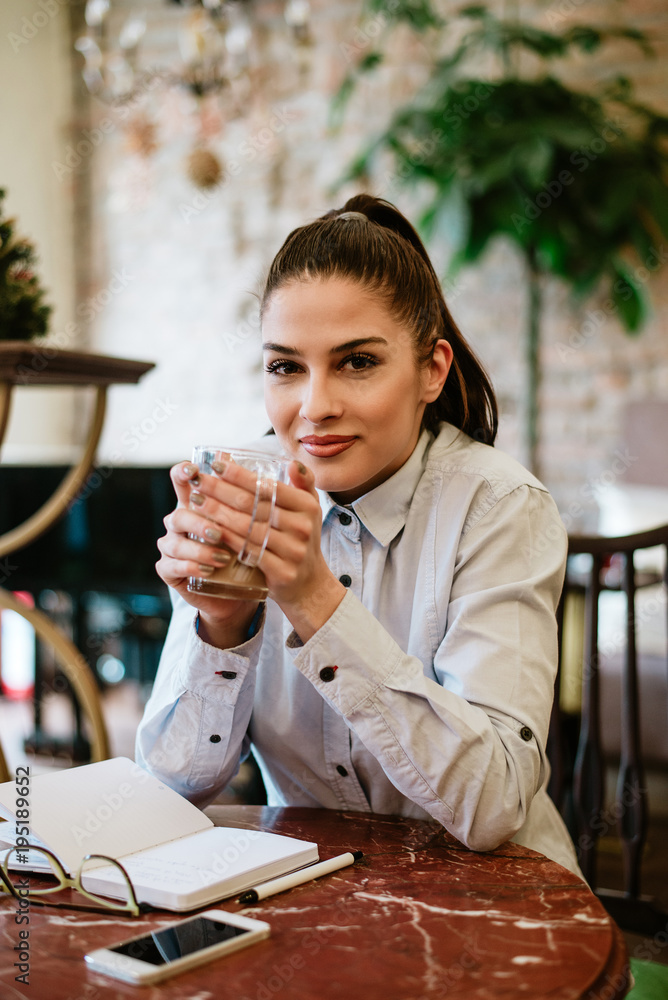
156, 461, 259, 647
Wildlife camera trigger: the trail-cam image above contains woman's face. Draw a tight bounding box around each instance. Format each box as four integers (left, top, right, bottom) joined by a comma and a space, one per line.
262, 277, 452, 504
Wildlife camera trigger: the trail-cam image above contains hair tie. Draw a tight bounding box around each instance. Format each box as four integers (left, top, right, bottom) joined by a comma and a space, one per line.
337, 211, 368, 222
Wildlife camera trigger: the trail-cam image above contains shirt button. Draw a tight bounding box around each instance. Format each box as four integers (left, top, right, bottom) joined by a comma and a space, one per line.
338, 512, 352, 526
520, 727, 533, 742
319, 666, 337, 682
339, 574, 352, 587
209, 734, 222, 743
336, 765, 348, 777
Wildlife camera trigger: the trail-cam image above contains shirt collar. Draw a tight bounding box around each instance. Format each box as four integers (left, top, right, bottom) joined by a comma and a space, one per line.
318, 428, 435, 547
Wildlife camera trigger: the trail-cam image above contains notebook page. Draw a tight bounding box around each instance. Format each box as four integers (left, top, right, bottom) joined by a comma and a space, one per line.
85, 826, 319, 909
0, 758, 212, 874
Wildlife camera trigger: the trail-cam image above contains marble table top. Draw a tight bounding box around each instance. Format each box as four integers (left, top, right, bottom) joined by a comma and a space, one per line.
0, 806, 629, 1000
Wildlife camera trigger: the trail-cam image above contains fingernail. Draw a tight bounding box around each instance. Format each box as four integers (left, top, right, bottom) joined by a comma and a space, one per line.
190, 492, 205, 507
297, 462, 307, 475
197, 564, 215, 575
211, 460, 227, 476
184, 463, 199, 478
210, 549, 231, 565
205, 526, 222, 542
190, 474, 200, 486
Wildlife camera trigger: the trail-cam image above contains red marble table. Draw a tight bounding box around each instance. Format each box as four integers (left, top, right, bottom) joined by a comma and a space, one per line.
0, 806, 630, 1000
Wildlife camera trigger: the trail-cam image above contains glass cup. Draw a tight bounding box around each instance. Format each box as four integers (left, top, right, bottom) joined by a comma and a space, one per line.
186, 445, 291, 601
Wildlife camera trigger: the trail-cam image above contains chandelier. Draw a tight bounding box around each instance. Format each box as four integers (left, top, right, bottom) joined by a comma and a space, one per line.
74, 0, 312, 187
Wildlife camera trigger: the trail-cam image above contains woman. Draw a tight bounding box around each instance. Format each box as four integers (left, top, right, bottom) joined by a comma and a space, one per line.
137, 194, 581, 877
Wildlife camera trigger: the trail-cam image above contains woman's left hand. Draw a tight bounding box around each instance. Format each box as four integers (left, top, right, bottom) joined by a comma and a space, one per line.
190, 459, 347, 641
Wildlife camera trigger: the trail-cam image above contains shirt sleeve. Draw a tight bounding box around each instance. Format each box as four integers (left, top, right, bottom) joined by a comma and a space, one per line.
286, 484, 567, 852
134, 593, 264, 806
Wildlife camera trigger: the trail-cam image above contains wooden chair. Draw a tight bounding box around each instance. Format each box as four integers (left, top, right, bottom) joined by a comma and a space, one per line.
548, 523, 668, 936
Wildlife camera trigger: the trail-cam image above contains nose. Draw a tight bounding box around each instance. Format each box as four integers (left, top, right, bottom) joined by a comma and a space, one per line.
299, 371, 343, 425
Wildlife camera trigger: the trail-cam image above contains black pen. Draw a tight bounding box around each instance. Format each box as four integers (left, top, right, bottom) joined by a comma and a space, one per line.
238, 850, 364, 904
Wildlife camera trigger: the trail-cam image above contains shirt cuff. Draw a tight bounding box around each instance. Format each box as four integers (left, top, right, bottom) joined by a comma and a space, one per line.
286, 590, 405, 715
178, 608, 265, 700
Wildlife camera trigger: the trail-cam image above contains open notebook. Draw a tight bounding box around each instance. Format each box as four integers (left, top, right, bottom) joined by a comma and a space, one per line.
0, 757, 318, 911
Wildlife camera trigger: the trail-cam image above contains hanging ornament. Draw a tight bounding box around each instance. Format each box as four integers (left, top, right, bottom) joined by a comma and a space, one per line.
124, 113, 159, 158
186, 145, 224, 189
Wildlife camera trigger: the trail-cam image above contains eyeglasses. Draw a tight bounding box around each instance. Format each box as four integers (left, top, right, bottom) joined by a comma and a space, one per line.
0, 845, 152, 917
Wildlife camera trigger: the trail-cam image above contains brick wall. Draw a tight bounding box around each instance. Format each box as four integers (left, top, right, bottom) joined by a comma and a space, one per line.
74, 0, 668, 512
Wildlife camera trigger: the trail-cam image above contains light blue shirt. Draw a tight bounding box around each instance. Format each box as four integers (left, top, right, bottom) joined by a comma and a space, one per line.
136, 423, 582, 877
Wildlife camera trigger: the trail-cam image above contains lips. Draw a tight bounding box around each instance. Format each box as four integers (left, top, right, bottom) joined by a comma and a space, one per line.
299, 435, 357, 458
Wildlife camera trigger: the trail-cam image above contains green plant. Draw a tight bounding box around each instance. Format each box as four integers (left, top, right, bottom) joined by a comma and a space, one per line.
334, 2, 668, 476
0, 188, 51, 342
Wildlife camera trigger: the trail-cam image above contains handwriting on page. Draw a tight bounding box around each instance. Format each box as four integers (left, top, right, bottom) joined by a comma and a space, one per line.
91, 856, 227, 889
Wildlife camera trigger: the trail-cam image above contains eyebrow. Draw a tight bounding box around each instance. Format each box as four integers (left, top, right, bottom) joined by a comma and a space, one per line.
262, 336, 389, 356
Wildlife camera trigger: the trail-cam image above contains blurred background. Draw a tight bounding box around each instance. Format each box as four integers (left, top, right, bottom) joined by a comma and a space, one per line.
0, 0, 667, 950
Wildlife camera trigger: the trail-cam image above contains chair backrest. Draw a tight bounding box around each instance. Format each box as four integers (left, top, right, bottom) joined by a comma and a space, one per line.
548, 523, 668, 936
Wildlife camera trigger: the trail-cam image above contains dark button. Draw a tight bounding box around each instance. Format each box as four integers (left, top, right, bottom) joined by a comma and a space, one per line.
215, 670, 237, 679
209, 734, 222, 743
336, 765, 348, 777
520, 726, 533, 742
338, 512, 352, 526
319, 666, 337, 682
339, 574, 352, 587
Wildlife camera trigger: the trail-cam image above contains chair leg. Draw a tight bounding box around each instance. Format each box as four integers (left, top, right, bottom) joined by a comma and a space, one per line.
573, 554, 604, 885
617, 552, 648, 900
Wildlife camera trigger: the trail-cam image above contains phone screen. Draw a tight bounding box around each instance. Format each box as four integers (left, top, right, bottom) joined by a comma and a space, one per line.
111, 916, 251, 966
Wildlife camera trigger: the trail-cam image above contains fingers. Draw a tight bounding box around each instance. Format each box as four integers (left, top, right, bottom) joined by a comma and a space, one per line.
287, 459, 317, 496
203, 458, 318, 513
162, 457, 322, 590
171, 461, 201, 509
158, 507, 233, 588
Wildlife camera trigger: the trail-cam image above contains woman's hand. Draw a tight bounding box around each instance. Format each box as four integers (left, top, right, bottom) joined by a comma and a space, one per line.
156, 462, 260, 648
187, 458, 347, 642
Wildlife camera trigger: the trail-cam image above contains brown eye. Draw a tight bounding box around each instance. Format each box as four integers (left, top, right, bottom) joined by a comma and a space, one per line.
342, 353, 378, 371
265, 359, 301, 375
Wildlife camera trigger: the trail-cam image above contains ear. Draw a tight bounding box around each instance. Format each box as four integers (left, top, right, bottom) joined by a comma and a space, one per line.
422, 339, 453, 403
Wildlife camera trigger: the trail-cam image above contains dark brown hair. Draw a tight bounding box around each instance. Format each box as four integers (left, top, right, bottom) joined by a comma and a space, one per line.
261, 194, 498, 444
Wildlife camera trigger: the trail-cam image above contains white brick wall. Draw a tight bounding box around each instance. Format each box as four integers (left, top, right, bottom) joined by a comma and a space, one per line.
75, 0, 668, 510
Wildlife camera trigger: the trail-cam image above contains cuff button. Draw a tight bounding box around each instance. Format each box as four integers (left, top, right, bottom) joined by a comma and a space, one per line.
520, 726, 533, 741
319, 666, 338, 682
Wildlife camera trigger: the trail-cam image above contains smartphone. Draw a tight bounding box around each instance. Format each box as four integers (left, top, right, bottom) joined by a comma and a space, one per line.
84, 909, 271, 985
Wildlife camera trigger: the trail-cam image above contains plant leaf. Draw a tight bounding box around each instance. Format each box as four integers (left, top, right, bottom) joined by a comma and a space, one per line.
610, 261, 646, 332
